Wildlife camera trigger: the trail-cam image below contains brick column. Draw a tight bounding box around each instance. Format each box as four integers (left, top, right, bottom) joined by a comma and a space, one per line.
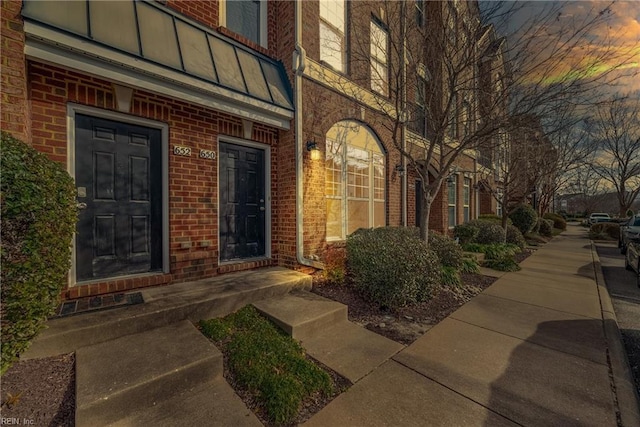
1, 0, 30, 142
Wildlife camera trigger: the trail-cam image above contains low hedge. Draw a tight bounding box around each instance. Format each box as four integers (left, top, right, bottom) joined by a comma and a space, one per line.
428, 231, 463, 268
543, 213, 567, 231
467, 219, 506, 245
509, 204, 538, 235
589, 222, 620, 240
1, 132, 77, 374
346, 227, 439, 309
537, 218, 553, 237
453, 223, 479, 244
506, 225, 526, 249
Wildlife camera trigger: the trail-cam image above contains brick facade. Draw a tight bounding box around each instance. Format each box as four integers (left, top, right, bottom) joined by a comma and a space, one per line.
1, 0, 499, 300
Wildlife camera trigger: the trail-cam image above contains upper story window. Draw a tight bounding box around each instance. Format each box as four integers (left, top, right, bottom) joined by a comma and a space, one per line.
463, 177, 471, 222
370, 19, 388, 96
223, 0, 267, 47
319, 0, 345, 72
449, 92, 459, 139
448, 175, 457, 228
325, 121, 386, 241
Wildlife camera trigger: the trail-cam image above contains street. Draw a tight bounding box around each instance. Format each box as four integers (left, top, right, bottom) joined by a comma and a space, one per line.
595, 242, 640, 395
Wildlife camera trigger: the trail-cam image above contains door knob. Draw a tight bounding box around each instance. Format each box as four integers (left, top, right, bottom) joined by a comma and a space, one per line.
259, 207, 265, 211
77, 202, 87, 209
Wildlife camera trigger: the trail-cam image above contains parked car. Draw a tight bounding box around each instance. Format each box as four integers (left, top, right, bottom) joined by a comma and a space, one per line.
624, 240, 640, 288
588, 212, 611, 225
619, 214, 640, 254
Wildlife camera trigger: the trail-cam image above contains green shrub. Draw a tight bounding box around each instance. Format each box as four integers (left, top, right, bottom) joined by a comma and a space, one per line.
346, 227, 439, 309
484, 257, 521, 272
506, 224, 526, 249
509, 204, 538, 235
429, 231, 463, 268
1, 132, 76, 374
461, 242, 485, 253
478, 214, 511, 225
453, 223, 479, 244
537, 218, 553, 237
200, 307, 333, 425
468, 219, 506, 245
482, 243, 521, 272
460, 256, 480, 274
589, 222, 620, 240
441, 266, 461, 287
543, 213, 567, 231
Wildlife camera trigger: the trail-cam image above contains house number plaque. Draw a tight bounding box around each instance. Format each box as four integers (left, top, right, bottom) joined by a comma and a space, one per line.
199, 149, 216, 160
173, 146, 191, 156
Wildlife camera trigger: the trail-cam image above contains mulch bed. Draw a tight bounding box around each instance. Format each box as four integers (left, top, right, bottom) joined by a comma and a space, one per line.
0, 249, 532, 426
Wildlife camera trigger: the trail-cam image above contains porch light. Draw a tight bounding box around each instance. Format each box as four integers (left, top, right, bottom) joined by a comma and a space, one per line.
306, 140, 321, 160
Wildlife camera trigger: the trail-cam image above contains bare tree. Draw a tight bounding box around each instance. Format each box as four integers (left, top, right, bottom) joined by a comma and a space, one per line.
588, 95, 640, 216
323, 0, 636, 243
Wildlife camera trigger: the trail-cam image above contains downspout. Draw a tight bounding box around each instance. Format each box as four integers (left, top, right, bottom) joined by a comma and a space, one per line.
294, 0, 322, 268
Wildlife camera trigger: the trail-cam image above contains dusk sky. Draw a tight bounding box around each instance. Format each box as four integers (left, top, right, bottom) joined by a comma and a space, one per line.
486, 0, 640, 95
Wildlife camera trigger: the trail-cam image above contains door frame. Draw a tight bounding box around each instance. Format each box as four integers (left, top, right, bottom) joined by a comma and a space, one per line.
66, 103, 170, 286
217, 136, 271, 264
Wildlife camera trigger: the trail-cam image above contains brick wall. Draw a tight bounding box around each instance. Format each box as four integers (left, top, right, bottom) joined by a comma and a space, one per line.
27, 62, 282, 299
1, 0, 30, 142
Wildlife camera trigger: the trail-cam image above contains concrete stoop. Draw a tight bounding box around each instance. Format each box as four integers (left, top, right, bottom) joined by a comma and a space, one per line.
76, 320, 260, 426
24, 267, 311, 359
254, 291, 404, 383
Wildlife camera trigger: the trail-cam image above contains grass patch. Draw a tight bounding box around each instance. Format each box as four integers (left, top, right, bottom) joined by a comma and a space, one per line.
199, 306, 335, 425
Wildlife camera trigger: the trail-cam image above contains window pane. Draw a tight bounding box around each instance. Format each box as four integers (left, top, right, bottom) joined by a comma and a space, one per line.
464, 207, 470, 223
176, 20, 217, 81
449, 206, 456, 227
373, 155, 385, 200
227, 0, 260, 44
90, 1, 138, 55
347, 146, 369, 199
371, 60, 388, 95
320, 22, 344, 71
348, 200, 369, 234
370, 21, 387, 60
326, 198, 343, 240
320, 0, 344, 32
448, 179, 457, 204
325, 140, 343, 197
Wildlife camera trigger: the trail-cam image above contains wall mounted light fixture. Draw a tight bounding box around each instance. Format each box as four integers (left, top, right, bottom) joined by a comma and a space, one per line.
306, 140, 321, 160
395, 164, 405, 176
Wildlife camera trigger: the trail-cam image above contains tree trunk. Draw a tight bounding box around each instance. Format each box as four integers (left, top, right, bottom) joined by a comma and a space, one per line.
420, 192, 433, 246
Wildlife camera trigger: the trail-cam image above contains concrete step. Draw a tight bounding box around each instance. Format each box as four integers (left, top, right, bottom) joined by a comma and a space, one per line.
302, 322, 404, 383
24, 267, 311, 359
253, 290, 348, 341
106, 379, 262, 427
76, 320, 221, 426
253, 291, 404, 383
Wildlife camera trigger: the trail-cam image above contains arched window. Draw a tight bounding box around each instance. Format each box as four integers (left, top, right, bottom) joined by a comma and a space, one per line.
325, 121, 386, 240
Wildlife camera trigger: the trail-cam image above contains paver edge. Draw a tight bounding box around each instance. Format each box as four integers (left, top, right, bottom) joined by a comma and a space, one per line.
591, 240, 640, 427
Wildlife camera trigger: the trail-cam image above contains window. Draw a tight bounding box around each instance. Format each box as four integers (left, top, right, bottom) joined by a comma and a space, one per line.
462, 100, 472, 137
319, 0, 345, 72
410, 73, 428, 137
463, 177, 471, 222
449, 93, 458, 139
225, 0, 266, 47
448, 175, 457, 228
325, 121, 386, 240
496, 188, 503, 217
370, 20, 388, 96
415, 0, 425, 28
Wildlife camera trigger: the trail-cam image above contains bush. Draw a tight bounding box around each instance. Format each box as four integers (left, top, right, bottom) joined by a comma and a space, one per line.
441, 266, 461, 287
468, 219, 506, 245
478, 214, 511, 225
509, 204, 538, 235
453, 223, 479, 244
506, 225, 526, 250
346, 227, 439, 309
543, 213, 567, 231
537, 218, 553, 237
460, 256, 480, 274
589, 222, 620, 240
429, 231, 463, 268
321, 244, 346, 284
1, 132, 77, 374
482, 243, 521, 272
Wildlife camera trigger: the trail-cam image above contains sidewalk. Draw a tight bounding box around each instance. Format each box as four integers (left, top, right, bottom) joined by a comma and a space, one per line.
305, 225, 640, 426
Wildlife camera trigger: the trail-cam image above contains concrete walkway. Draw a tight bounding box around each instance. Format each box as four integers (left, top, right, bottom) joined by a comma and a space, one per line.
305, 225, 640, 426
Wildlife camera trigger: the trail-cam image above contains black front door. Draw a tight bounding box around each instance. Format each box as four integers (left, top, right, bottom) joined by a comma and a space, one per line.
219, 142, 266, 261
75, 114, 162, 281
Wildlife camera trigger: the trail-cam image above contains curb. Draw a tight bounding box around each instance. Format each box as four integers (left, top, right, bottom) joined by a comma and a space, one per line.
591, 241, 640, 427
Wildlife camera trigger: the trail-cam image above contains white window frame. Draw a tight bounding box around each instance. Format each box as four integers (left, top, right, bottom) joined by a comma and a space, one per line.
463, 177, 471, 223
370, 19, 388, 96
448, 174, 457, 228
325, 123, 386, 241
220, 0, 268, 48
319, 0, 345, 72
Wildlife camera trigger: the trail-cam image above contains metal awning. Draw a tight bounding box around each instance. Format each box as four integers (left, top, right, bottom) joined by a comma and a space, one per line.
21, 0, 294, 129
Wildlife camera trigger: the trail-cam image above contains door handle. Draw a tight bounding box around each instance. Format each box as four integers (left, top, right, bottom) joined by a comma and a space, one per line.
77, 202, 87, 210
259, 207, 265, 211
